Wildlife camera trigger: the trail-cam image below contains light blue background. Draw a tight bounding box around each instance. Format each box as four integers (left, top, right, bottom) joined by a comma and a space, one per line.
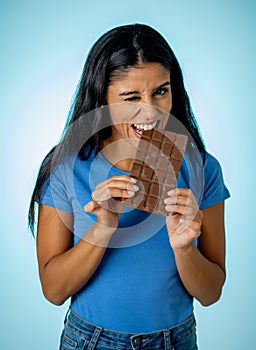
0, 0, 254, 349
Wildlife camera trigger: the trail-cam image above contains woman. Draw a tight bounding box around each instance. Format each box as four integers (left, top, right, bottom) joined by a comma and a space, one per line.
29, 24, 230, 350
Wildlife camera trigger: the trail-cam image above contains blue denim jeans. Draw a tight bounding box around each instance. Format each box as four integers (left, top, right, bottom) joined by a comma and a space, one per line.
59, 309, 198, 350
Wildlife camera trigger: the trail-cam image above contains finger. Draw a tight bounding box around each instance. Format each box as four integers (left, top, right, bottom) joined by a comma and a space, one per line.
107, 181, 139, 191
94, 181, 138, 199
177, 224, 201, 237
167, 188, 196, 201
96, 181, 139, 196
106, 187, 137, 199
195, 209, 203, 223
107, 197, 126, 214
165, 204, 196, 216
164, 195, 193, 207
178, 218, 202, 230
177, 214, 202, 233
95, 176, 137, 190
107, 175, 137, 183
166, 212, 180, 227
167, 188, 191, 196
92, 186, 137, 202
93, 182, 139, 202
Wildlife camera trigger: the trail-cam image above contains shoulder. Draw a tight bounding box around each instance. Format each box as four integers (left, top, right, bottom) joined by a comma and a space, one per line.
203, 151, 222, 169
200, 151, 230, 210
40, 150, 95, 210
203, 151, 226, 186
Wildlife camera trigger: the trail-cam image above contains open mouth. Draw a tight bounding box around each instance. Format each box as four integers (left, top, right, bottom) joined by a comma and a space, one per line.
131, 120, 158, 138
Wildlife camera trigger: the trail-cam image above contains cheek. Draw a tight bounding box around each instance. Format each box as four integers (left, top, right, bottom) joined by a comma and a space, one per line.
157, 91, 172, 112
112, 124, 130, 135
158, 97, 172, 113
167, 90, 173, 109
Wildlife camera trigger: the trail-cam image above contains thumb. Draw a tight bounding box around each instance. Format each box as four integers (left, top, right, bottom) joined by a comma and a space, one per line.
84, 201, 99, 213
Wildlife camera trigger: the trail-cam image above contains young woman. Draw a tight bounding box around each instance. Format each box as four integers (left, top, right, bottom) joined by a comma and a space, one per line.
29, 24, 230, 350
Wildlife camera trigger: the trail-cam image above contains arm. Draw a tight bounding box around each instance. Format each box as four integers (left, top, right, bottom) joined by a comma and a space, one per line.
37, 175, 138, 306
165, 189, 226, 306
37, 204, 115, 306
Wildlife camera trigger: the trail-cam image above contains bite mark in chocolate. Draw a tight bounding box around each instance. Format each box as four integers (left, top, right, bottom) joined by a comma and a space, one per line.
125, 129, 188, 215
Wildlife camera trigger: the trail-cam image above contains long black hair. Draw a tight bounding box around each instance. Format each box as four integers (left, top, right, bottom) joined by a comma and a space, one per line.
28, 23, 205, 234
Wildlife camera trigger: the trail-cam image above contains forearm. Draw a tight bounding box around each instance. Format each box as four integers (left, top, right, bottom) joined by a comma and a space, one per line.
39, 223, 115, 305
173, 244, 226, 306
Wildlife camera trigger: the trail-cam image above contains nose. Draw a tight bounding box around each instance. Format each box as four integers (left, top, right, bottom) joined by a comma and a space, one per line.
137, 102, 157, 122
140, 95, 153, 107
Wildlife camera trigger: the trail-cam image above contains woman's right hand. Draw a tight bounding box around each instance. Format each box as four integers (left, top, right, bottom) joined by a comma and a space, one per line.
84, 175, 139, 228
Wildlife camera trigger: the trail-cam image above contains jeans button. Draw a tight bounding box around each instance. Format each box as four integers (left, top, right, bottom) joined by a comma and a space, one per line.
134, 337, 141, 346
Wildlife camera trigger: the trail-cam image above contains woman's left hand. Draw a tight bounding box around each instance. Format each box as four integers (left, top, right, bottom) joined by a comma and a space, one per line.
164, 188, 203, 252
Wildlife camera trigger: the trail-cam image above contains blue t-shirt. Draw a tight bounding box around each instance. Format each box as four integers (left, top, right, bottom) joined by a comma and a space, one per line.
40, 147, 230, 333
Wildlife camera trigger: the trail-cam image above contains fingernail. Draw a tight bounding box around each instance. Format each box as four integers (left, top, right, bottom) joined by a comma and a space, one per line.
164, 198, 170, 204
128, 191, 135, 197
130, 178, 137, 183
165, 205, 172, 211
127, 184, 139, 191
167, 189, 175, 196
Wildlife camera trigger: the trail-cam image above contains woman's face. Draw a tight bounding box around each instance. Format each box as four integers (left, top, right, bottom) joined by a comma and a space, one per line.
106, 62, 172, 141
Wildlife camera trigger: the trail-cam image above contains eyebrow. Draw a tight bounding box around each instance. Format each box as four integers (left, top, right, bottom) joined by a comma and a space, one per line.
118, 81, 171, 96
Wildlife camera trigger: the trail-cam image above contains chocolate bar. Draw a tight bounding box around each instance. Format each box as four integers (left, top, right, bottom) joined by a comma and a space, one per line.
126, 129, 187, 215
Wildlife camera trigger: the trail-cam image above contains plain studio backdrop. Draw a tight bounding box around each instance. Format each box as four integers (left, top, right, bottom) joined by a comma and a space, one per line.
0, 1, 254, 349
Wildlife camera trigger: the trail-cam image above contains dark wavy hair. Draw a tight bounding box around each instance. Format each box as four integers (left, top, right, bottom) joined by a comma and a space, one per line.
28, 23, 205, 234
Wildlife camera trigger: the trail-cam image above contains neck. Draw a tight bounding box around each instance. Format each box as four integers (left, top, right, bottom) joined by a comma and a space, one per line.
101, 137, 137, 172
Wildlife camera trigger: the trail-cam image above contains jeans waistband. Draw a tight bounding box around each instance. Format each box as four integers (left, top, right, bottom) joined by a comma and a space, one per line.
64, 308, 196, 349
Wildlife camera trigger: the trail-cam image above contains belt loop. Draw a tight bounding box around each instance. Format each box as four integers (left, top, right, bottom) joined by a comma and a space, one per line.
63, 307, 71, 325
86, 326, 103, 350
163, 329, 171, 350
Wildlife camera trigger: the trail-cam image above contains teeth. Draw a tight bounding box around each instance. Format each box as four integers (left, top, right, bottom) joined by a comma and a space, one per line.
133, 121, 157, 131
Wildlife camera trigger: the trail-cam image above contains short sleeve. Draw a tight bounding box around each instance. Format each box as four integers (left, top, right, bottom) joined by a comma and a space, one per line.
199, 152, 230, 210
39, 163, 73, 213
